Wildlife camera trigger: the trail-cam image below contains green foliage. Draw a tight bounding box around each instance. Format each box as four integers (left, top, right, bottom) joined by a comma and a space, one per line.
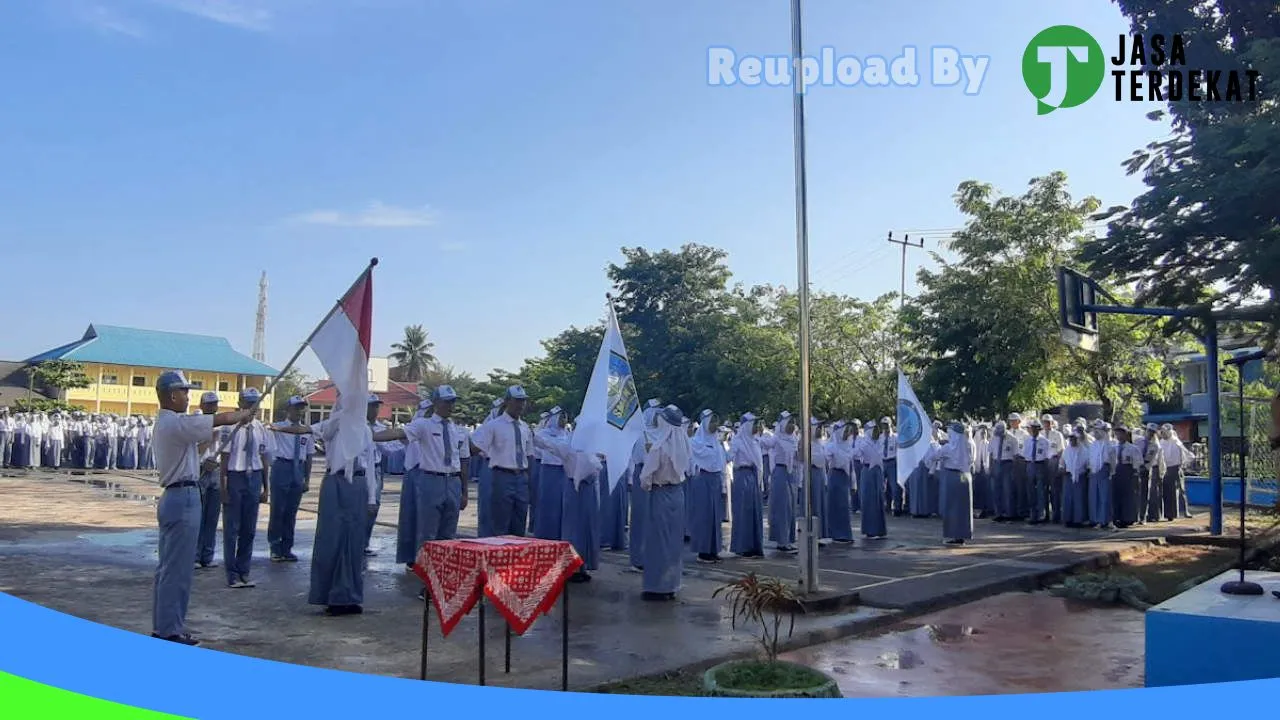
1082, 0, 1280, 335
908, 173, 1104, 418
389, 324, 437, 383
712, 573, 800, 663
1071, 311, 1177, 425
27, 360, 91, 392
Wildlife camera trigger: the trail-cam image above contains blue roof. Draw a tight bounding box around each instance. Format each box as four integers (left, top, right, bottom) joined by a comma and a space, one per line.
26, 324, 277, 377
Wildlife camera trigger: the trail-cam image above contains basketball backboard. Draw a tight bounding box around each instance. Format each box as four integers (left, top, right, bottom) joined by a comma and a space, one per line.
1057, 267, 1100, 352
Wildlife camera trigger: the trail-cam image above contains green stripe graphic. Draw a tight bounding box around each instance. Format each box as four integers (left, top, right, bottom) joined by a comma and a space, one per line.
0, 671, 191, 718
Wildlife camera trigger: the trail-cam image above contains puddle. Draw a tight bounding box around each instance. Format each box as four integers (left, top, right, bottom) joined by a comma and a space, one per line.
78, 530, 154, 548
926, 623, 977, 642
876, 649, 923, 670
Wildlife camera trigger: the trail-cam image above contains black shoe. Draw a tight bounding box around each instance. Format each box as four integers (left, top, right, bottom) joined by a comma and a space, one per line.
284, 553, 299, 562
325, 605, 363, 616
152, 632, 200, 646
945, 539, 965, 545
641, 591, 675, 602
569, 571, 591, 583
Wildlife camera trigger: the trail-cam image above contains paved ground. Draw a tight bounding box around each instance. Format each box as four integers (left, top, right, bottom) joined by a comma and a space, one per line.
783, 592, 1145, 696
0, 466, 1214, 690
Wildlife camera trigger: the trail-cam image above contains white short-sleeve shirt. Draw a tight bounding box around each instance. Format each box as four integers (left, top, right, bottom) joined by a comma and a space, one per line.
154, 409, 215, 488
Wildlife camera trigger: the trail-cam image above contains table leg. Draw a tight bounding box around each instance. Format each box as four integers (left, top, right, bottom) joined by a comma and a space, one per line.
420, 588, 430, 681
504, 623, 511, 674
478, 598, 486, 686
561, 582, 569, 692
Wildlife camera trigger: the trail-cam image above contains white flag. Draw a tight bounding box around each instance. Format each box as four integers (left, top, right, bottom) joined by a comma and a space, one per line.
896, 369, 933, 489
571, 301, 644, 491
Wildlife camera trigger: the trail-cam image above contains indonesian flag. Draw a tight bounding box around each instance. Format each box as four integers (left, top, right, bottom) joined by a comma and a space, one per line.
309, 262, 375, 479
571, 299, 644, 492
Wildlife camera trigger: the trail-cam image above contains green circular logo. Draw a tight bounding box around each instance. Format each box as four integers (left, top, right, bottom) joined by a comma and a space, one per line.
1022, 25, 1105, 114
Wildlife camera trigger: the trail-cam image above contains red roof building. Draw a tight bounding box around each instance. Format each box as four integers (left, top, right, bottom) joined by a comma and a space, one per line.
304, 379, 421, 424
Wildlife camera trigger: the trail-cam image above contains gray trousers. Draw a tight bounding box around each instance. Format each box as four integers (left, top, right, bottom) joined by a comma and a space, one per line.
153, 484, 201, 638
489, 467, 530, 536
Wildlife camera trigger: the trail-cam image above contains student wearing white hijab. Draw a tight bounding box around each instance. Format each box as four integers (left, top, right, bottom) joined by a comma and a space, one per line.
1088, 421, 1119, 529
1113, 427, 1143, 527
728, 413, 765, 557
45, 414, 66, 469
909, 422, 942, 518
529, 410, 550, 534
627, 399, 662, 572
805, 418, 831, 543
763, 411, 799, 553
934, 421, 976, 545
1060, 427, 1089, 526
848, 417, 862, 512
118, 416, 140, 470
689, 409, 728, 564
825, 421, 856, 543
533, 407, 570, 540
971, 423, 992, 518
854, 420, 888, 538
880, 417, 903, 516
533, 421, 602, 582
639, 405, 690, 601
1140, 424, 1166, 523
1157, 423, 1193, 520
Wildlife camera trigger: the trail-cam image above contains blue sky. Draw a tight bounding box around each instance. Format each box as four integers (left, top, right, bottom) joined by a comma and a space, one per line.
0, 0, 1168, 381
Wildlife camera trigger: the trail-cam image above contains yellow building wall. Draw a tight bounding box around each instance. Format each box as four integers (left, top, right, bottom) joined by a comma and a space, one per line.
63, 363, 273, 420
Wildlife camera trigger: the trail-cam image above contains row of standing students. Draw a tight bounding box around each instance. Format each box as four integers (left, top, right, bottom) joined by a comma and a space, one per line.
0, 408, 156, 470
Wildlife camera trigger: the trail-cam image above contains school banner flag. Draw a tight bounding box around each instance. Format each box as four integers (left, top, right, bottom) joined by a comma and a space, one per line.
896, 369, 932, 489
571, 298, 643, 491
307, 259, 376, 478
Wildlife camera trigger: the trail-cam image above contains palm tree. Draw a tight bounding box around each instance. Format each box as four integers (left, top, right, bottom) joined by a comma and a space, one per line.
389, 325, 437, 383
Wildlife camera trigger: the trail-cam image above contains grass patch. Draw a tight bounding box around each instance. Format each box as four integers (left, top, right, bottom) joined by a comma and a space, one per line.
594, 671, 704, 696
714, 662, 828, 692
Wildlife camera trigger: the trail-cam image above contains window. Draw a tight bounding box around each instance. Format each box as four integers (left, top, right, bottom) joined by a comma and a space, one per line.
132, 376, 146, 387
1182, 363, 1208, 395
101, 374, 119, 385
189, 380, 204, 389
218, 381, 229, 391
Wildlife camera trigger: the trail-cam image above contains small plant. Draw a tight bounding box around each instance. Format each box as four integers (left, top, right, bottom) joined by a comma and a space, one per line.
713, 573, 801, 663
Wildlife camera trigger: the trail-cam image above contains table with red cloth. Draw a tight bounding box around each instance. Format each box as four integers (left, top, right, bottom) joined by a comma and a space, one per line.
412, 537, 582, 688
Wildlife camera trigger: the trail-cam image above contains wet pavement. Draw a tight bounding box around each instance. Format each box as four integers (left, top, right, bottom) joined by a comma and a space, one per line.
0, 468, 1205, 690
782, 592, 1145, 696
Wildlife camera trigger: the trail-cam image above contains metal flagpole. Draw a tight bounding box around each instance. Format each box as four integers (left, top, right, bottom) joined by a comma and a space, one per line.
789, 0, 818, 594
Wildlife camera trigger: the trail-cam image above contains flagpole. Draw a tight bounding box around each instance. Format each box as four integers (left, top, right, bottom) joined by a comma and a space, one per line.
210, 258, 378, 456
789, 0, 819, 594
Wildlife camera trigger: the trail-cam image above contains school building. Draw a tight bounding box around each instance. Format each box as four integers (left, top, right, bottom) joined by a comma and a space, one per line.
303, 356, 420, 424
24, 324, 278, 418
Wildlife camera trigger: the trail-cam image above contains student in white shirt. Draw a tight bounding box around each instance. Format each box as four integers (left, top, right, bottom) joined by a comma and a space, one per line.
151, 371, 252, 645
1158, 424, 1194, 520
728, 413, 766, 556
1023, 419, 1052, 524
1088, 421, 1119, 529
854, 420, 888, 538
640, 405, 691, 601
194, 392, 223, 570
763, 412, 799, 552
825, 420, 856, 543
267, 396, 312, 563
395, 399, 432, 568
219, 387, 270, 589
468, 386, 535, 537
1114, 427, 1144, 527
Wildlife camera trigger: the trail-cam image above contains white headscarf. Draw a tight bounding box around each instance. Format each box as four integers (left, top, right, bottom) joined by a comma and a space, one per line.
828, 420, 856, 470
639, 406, 691, 490
943, 421, 972, 470
730, 414, 764, 476
533, 426, 601, 488
691, 409, 725, 474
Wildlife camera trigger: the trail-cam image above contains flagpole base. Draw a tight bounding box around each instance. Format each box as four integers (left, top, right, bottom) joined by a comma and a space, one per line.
797, 516, 820, 594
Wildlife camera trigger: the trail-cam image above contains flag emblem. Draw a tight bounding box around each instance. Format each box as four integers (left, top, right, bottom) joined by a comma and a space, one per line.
606, 351, 639, 430
897, 398, 924, 448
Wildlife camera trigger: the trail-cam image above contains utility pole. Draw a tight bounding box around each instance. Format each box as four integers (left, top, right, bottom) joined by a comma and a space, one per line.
886, 232, 925, 361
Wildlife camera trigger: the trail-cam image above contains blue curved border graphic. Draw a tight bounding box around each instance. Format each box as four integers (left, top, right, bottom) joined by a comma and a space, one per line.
2, 591, 1279, 716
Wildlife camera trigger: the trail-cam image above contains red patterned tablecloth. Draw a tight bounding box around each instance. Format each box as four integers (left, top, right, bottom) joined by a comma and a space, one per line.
413, 537, 582, 638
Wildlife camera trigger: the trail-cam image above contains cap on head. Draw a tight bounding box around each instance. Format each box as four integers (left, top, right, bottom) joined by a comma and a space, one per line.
645, 398, 661, 409
741, 412, 757, 422
287, 395, 307, 407
1041, 414, 1053, 423
431, 385, 459, 402
367, 393, 383, 405
240, 387, 261, 402
155, 370, 192, 393
200, 391, 220, 405
1029, 419, 1042, 429
660, 405, 684, 426
1007, 412, 1022, 422
418, 399, 433, 410
880, 416, 892, 425
506, 385, 528, 401
1146, 423, 1158, 431
948, 421, 965, 434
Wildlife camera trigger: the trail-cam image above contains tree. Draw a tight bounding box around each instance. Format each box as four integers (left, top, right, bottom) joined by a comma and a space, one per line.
389, 325, 437, 382
908, 173, 1100, 418
1070, 312, 1176, 425
27, 360, 91, 400
1081, 0, 1280, 335
272, 368, 311, 412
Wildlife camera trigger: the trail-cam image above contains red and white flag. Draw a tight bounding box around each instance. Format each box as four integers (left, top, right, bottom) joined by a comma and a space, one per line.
309, 261, 376, 478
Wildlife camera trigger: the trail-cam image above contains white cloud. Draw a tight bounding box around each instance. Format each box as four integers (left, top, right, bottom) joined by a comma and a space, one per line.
288, 201, 438, 228
78, 4, 147, 38
147, 0, 271, 32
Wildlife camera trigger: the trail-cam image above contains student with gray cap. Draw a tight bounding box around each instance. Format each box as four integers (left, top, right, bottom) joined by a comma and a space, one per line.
194, 391, 223, 570
151, 370, 253, 645
268, 396, 313, 563
380, 385, 470, 579
468, 386, 534, 536
218, 387, 271, 588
